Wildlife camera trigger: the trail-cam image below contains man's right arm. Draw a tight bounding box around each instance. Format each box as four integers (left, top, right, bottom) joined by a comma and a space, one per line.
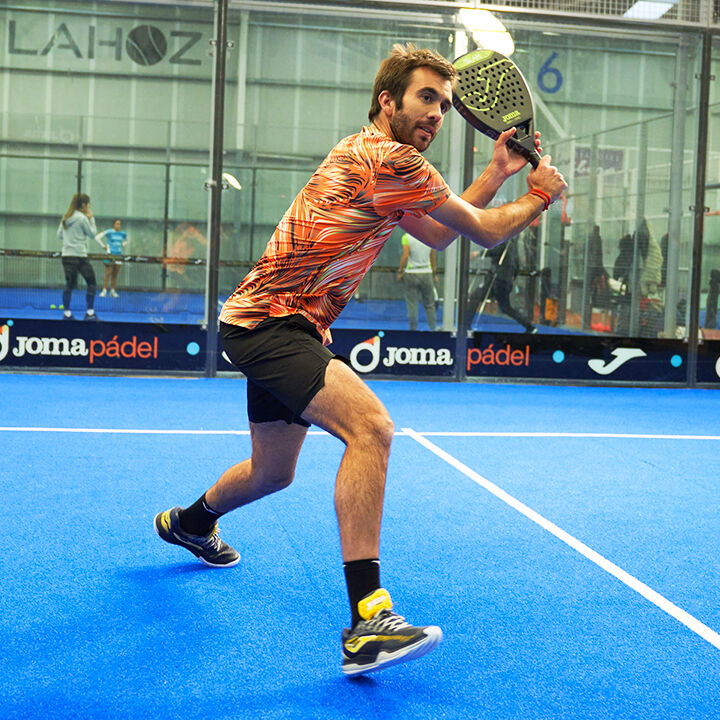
404, 155, 566, 251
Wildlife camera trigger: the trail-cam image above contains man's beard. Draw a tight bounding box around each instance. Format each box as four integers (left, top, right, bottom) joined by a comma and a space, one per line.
389, 109, 431, 151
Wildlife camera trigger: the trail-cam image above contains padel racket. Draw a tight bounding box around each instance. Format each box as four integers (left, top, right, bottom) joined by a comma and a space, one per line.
452, 49, 541, 168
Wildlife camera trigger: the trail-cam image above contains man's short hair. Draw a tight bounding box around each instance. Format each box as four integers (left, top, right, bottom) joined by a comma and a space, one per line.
368, 43, 456, 122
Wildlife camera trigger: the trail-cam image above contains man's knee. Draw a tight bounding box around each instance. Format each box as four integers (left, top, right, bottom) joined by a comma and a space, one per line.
354, 408, 394, 450
254, 471, 294, 494
248, 420, 307, 494
249, 458, 296, 494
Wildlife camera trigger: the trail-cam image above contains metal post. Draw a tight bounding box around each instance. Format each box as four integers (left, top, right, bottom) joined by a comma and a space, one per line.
580, 135, 598, 331
444, 30, 469, 334
235, 11, 249, 152
556, 218, 569, 324
629, 121, 649, 336
205, 0, 229, 377
455, 121, 475, 381
524, 223, 539, 318
687, 30, 712, 387
249, 167, 257, 261
161, 162, 170, 292
77, 116, 84, 194
664, 36, 689, 339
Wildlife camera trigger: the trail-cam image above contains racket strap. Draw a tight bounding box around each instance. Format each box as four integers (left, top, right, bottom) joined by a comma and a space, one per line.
529, 188, 552, 211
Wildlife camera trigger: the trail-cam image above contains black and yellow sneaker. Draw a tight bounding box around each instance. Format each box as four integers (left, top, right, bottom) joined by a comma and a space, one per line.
153, 506, 240, 568
341, 589, 442, 676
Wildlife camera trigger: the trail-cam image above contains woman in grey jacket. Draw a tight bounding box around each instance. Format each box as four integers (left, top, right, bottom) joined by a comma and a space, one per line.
58, 193, 102, 320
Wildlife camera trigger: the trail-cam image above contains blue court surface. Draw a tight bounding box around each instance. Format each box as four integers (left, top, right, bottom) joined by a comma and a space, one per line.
1, 373, 719, 719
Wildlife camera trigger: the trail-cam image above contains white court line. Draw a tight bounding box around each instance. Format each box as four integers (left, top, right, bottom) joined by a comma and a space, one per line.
0, 427, 719, 441
0, 426, 331, 436
402, 426, 720, 652
0, 427, 253, 435
0, 427, 332, 436
417, 431, 720, 441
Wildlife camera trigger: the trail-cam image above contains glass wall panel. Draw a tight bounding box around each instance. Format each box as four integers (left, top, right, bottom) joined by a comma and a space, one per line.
0, 156, 79, 318
461, 26, 701, 346
702, 41, 720, 345
219, 9, 457, 333
0, 0, 214, 327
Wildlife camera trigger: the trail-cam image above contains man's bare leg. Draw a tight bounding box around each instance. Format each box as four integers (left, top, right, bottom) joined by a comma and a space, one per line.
164, 356, 388, 567
300, 359, 442, 675
301, 358, 394, 562
154, 420, 307, 566
206, 420, 308, 513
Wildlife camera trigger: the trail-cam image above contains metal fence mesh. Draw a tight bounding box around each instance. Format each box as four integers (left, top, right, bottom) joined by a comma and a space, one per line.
466, 0, 707, 24
245, 0, 713, 27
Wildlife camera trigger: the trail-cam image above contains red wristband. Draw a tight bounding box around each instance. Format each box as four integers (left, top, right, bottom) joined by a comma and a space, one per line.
529, 188, 551, 211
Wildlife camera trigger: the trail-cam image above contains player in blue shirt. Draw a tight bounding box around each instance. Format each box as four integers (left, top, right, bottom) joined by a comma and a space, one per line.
96, 219, 128, 298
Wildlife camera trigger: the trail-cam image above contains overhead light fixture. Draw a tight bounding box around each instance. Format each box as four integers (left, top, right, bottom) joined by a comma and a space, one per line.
457, 8, 514, 57
623, 0, 675, 19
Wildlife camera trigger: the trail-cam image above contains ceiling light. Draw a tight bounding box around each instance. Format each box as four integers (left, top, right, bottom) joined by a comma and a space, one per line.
623, 0, 675, 19
458, 8, 514, 57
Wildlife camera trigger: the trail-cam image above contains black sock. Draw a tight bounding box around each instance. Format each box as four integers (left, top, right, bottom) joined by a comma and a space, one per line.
344, 558, 380, 627
179, 492, 223, 536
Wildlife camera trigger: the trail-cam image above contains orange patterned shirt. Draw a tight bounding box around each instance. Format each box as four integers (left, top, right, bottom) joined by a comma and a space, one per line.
219, 125, 451, 344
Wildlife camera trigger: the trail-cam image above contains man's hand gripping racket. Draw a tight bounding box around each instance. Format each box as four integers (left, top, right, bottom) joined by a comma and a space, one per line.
453, 48, 567, 204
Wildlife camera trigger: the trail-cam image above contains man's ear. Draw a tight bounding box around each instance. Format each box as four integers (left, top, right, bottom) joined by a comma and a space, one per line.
377, 90, 395, 117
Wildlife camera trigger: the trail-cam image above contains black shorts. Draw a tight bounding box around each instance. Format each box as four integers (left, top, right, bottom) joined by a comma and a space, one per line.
220, 315, 336, 427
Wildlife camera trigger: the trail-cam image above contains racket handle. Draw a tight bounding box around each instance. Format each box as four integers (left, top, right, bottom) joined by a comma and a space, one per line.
521, 145, 541, 169
507, 136, 541, 168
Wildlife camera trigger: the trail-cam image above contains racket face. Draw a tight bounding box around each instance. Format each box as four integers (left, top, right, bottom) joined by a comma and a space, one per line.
452, 49, 540, 167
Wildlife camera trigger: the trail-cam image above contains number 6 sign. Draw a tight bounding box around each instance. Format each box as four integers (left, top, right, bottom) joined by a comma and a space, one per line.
537, 52, 563, 93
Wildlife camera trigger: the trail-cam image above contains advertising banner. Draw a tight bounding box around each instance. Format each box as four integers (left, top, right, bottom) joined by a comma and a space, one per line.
0, 317, 706, 384
467, 332, 688, 383
328, 329, 456, 377
696, 341, 720, 385
3, 12, 211, 77
0, 318, 205, 372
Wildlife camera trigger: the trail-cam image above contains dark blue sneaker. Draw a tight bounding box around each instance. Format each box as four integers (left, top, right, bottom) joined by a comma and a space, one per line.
341, 589, 442, 676
154, 506, 239, 567
84, 312, 100, 321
